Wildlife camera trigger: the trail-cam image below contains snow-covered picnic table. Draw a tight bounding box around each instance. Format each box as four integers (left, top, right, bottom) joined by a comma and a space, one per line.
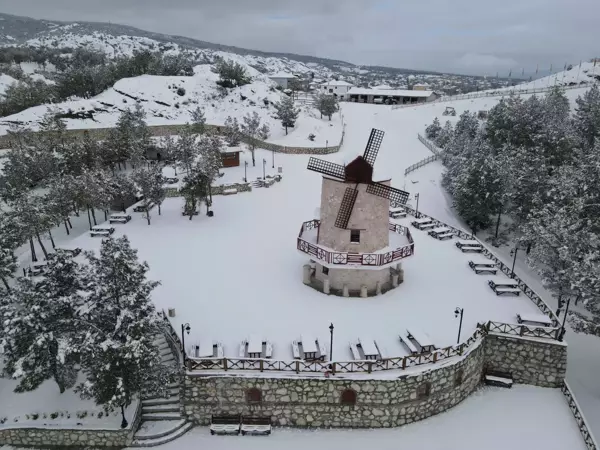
516, 313, 554, 327
190, 340, 215, 358
413, 217, 432, 224
469, 259, 497, 274
300, 334, 318, 360
109, 213, 131, 224
488, 277, 520, 296
455, 239, 483, 253
247, 335, 263, 358
90, 225, 115, 237
389, 207, 407, 218
358, 337, 380, 360
406, 328, 436, 353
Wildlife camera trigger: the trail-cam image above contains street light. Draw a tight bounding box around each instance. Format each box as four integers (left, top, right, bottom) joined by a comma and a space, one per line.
262, 158, 266, 180
454, 307, 464, 344
510, 244, 520, 278
181, 323, 191, 365
120, 404, 128, 429
243, 161, 248, 183
272, 149, 275, 169
415, 193, 420, 218
329, 323, 334, 362
558, 292, 578, 342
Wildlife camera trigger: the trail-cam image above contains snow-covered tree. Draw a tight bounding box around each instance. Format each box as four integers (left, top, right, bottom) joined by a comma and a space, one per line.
425, 117, 442, 140
172, 125, 198, 174
133, 167, 165, 224
574, 84, 600, 149
434, 121, 453, 149
190, 107, 206, 134
316, 94, 338, 120
0, 252, 84, 393
275, 95, 300, 135
106, 105, 151, 167
223, 116, 241, 146
213, 58, 251, 88
241, 111, 270, 166
181, 168, 210, 219
0, 214, 18, 291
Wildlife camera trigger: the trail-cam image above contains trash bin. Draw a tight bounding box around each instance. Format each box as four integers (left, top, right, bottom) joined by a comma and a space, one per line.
207, 211, 214, 217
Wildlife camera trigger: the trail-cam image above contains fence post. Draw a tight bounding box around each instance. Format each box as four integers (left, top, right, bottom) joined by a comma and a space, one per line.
331, 362, 336, 375
295, 361, 300, 374
223, 358, 228, 371
260, 360, 264, 372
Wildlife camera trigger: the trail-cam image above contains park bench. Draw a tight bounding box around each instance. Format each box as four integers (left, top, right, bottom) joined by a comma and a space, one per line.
241, 416, 272, 436
357, 337, 380, 360
90, 226, 115, 237
210, 415, 241, 435
57, 246, 82, 257
484, 369, 513, 388
469, 260, 498, 275
488, 278, 521, 296
516, 313, 554, 328
399, 333, 419, 355
349, 341, 362, 360
456, 240, 483, 253
109, 213, 131, 224
292, 341, 301, 359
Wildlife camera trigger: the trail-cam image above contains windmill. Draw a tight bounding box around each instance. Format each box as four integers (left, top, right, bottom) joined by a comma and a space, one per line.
307, 128, 410, 229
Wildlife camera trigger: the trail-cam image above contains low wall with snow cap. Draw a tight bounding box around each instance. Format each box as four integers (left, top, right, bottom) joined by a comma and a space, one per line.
0, 427, 133, 448
484, 333, 567, 387
183, 343, 486, 428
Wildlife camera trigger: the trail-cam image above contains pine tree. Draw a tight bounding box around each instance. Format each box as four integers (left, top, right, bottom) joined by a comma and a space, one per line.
223, 116, 241, 146
434, 121, 453, 149
574, 84, 600, 149
133, 167, 165, 224
316, 94, 338, 120
181, 168, 210, 219
425, 117, 442, 140
172, 125, 198, 174
190, 107, 206, 134
198, 133, 223, 182
275, 96, 300, 135
241, 111, 270, 166
0, 214, 18, 291
76, 237, 171, 423
0, 252, 84, 393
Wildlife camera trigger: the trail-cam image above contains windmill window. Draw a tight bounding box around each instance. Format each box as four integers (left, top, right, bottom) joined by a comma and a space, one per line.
322, 266, 329, 275
350, 230, 361, 243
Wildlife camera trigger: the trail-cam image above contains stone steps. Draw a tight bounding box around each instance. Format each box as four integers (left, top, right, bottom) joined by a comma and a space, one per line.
131, 421, 193, 447
142, 404, 180, 414
142, 396, 180, 407
143, 387, 180, 400
141, 412, 182, 421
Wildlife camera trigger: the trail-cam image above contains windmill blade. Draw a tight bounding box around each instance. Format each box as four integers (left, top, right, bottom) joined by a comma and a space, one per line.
307, 157, 345, 180
362, 128, 385, 167
366, 182, 410, 205
335, 187, 358, 229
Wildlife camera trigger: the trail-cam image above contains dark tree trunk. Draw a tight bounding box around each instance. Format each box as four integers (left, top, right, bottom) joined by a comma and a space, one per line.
29, 237, 38, 262
251, 148, 256, 167
494, 207, 502, 238
64, 220, 70, 235
48, 230, 56, 249
73, 201, 80, 217
67, 218, 73, 229
158, 203, 162, 215
2, 277, 10, 291
285, 125, 288, 135
146, 205, 151, 225
36, 232, 49, 259
91, 209, 97, 226
122, 202, 126, 213
329, 115, 332, 121
87, 207, 93, 230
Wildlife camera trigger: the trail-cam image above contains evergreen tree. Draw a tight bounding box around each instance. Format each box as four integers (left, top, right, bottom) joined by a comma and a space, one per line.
223, 116, 241, 146
574, 84, 600, 149
0, 214, 18, 291
241, 111, 270, 166
190, 107, 206, 134
172, 125, 199, 174
106, 105, 151, 167
434, 121, 453, 149
133, 167, 165, 224
316, 94, 338, 120
181, 168, 210, 219
77, 237, 170, 423
213, 59, 251, 88
425, 117, 442, 140
275, 96, 300, 135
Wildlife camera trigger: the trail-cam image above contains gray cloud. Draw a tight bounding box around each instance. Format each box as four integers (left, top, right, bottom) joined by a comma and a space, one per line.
0, 0, 597, 75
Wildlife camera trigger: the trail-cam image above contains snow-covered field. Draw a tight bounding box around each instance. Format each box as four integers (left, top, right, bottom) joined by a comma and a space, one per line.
127, 386, 587, 450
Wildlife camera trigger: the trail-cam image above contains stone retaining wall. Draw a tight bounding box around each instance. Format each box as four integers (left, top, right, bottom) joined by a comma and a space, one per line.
184, 343, 485, 428
483, 333, 567, 387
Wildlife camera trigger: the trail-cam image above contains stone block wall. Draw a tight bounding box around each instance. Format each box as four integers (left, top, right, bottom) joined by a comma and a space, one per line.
483, 333, 567, 387
211, 182, 252, 195
0, 427, 133, 448
313, 263, 394, 296
183, 343, 485, 428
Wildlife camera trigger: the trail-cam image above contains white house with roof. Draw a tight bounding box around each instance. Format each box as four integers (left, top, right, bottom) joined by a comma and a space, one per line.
320, 80, 354, 99
269, 72, 298, 89
347, 87, 438, 105
371, 83, 393, 90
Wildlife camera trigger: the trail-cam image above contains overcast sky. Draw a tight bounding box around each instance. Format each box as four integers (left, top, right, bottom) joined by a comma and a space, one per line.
0, 0, 598, 76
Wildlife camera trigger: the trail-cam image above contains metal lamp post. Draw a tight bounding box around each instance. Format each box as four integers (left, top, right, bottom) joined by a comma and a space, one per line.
263, 158, 266, 180
510, 245, 519, 278
272, 149, 275, 168
329, 323, 334, 361
454, 307, 464, 344
244, 161, 248, 183
558, 293, 577, 342
181, 323, 191, 365
120, 405, 128, 429
415, 193, 420, 218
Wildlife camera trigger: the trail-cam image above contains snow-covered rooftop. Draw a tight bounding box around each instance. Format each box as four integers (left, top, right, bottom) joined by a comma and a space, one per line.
322, 80, 354, 87
348, 87, 433, 98
269, 72, 297, 79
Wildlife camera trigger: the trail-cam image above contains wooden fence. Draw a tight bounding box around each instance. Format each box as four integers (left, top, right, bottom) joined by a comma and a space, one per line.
187, 324, 487, 374
297, 220, 414, 266
404, 134, 443, 176
160, 309, 183, 367
399, 206, 561, 334
562, 382, 599, 450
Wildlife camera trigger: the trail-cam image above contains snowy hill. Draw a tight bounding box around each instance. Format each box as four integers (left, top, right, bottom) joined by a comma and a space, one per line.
498, 62, 599, 93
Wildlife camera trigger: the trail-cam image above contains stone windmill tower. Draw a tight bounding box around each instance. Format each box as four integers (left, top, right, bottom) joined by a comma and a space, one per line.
298, 129, 415, 297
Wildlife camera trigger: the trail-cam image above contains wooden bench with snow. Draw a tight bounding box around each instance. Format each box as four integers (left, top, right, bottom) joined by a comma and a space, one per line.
294, 334, 327, 361
411, 217, 435, 230
406, 328, 437, 353
241, 336, 273, 359
210, 415, 241, 435
349, 341, 362, 360
241, 417, 272, 436
90, 226, 115, 237
456, 239, 483, 253
24, 261, 48, 277
484, 369, 513, 388
133, 202, 155, 213
189, 340, 224, 359
357, 336, 381, 360
488, 278, 521, 296
56, 246, 82, 257
222, 188, 238, 195
109, 213, 132, 224
516, 313, 554, 328
469, 259, 498, 275
428, 226, 454, 240
399, 332, 419, 355
389, 207, 407, 219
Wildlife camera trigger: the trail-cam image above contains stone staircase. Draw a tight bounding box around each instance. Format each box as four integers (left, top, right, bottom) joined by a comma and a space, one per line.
130, 334, 193, 447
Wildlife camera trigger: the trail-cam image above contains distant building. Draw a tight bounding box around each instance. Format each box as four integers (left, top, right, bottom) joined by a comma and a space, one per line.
347, 88, 438, 105
412, 83, 431, 91
320, 80, 354, 99
371, 84, 393, 90
221, 146, 242, 168
269, 72, 298, 89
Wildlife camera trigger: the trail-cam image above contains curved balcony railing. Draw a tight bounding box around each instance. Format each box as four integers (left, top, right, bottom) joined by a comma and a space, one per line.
297, 220, 414, 267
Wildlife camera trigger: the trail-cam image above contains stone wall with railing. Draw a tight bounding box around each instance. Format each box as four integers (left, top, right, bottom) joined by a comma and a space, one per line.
562, 382, 599, 450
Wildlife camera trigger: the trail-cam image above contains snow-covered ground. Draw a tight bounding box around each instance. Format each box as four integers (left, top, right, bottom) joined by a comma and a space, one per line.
127, 386, 587, 450
0, 64, 343, 148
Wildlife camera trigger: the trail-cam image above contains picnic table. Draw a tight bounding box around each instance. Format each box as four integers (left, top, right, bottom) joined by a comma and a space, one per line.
406, 328, 436, 353
90, 225, 115, 237
109, 213, 131, 224
411, 217, 434, 230
468, 259, 498, 275
189, 340, 216, 358
428, 226, 454, 240
456, 240, 483, 253
247, 335, 263, 358
389, 207, 407, 219
57, 246, 82, 257
516, 313, 554, 327
358, 337, 380, 360
300, 334, 319, 360
488, 277, 520, 296
399, 333, 419, 355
